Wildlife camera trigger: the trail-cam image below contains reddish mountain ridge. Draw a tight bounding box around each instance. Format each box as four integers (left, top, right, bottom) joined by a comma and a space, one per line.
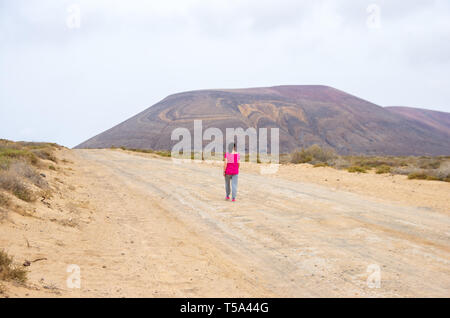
386, 106, 450, 136
76, 85, 450, 156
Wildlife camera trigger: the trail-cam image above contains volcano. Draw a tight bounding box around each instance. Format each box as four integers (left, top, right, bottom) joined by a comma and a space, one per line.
75, 85, 450, 156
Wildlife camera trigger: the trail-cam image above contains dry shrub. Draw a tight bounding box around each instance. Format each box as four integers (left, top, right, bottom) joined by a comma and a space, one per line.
352, 156, 409, 168
0, 140, 56, 201
0, 140, 59, 170
391, 166, 421, 176
375, 165, 391, 174
0, 192, 10, 208
121, 147, 172, 158
156, 151, 171, 157
287, 145, 449, 183
0, 250, 27, 284
330, 157, 351, 169
32, 149, 57, 163
291, 151, 312, 164
394, 161, 450, 182
291, 145, 337, 164
279, 153, 291, 164
8, 161, 48, 189
17, 141, 57, 148
0, 148, 38, 170
347, 166, 368, 173
0, 157, 10, 170
0, 194, 10, 221
0, 161, 48, 202
434, 161, 450, 180
313, 162, 329, 168
417, 158, 441, 169
408, 172, 439, 181
0, 208, 8, 222
0, 172, 35, 202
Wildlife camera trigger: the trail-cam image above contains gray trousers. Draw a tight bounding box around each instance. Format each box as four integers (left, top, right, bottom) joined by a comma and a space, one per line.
225, 174, 239, 199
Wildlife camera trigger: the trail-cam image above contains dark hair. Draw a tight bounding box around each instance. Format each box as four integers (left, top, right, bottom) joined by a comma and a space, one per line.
228, 142, 236, 153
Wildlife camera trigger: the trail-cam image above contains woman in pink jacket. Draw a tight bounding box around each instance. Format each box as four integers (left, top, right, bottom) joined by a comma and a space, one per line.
223, 143, 240, 202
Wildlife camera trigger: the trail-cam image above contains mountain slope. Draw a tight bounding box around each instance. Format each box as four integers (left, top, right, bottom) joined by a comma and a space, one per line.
75, 85, 450, 155
386, 106, 450, 136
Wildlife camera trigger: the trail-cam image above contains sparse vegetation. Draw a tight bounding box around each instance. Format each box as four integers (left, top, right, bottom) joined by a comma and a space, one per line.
375, 165, 391, 174
0, 139, 60, 169
113, 143, 450, 183
32, 148, 57, 163
313, 162, 329, 168
116, 146, 172, 158
0, 192, 10, 208
290, 145, 337, 164
0, 172, 35, 202
155, 151, 171, 157
0, 140, 56, 202
347, 166, 368, 173
9, 161, 48, 189
345, 156, 409, 169
287, 144, 450, 182
0, 148, 38, 169
0, 250, 27, 284
407, 172, 438, 180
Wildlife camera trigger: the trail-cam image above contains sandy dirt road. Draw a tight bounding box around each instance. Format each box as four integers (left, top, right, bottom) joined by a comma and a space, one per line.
2, 149, 449, 297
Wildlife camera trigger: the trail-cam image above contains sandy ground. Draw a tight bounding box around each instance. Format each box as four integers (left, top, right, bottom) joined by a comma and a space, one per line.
0, 149, 449, 297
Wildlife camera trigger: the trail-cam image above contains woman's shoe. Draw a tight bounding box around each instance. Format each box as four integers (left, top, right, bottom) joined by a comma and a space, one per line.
226, 196, 230, 200
232, 198, 236, 202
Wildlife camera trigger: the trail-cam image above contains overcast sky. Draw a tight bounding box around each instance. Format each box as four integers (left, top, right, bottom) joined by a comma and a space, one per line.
1, 0, 449, 148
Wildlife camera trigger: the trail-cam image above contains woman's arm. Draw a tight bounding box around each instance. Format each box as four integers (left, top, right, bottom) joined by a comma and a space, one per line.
223, 157, 227, 176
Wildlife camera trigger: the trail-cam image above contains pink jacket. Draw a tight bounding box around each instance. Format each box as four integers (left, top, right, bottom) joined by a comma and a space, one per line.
224, 152, 240, 175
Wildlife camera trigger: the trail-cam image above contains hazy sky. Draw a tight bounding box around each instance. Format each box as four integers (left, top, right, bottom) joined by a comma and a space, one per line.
1, 0, 449, 147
